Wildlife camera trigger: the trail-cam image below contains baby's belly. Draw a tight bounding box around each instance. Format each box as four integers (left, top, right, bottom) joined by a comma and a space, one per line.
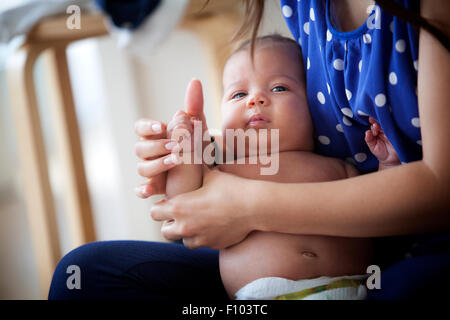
219, 231, 373, 298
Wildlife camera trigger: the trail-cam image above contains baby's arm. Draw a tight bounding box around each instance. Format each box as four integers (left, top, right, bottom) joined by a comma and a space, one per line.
365, 117, 401, 171
166, 110, 202, 199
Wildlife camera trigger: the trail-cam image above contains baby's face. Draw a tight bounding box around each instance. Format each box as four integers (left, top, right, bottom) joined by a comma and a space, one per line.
221, 42, 314, 154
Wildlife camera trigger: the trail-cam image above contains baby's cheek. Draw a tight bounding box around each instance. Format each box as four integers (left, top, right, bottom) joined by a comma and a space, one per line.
221, 109, 244, 131
276, 110, 313, 150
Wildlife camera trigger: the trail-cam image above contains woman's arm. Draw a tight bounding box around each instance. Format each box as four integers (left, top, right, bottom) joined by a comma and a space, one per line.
253, 0, 450, 238
254, 0, 450, 237
149, 0, 449, 248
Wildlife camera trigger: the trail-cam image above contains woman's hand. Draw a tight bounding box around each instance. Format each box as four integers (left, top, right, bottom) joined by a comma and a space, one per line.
134, 118, 174, 197
149, 167, 258, 250
134, 79, 208, 198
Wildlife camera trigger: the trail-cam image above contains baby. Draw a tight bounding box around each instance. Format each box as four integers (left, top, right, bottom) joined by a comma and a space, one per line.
165, 35, 400, 300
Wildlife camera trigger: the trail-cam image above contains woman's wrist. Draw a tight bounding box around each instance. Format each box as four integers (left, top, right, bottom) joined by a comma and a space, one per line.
244, 179, 278, 233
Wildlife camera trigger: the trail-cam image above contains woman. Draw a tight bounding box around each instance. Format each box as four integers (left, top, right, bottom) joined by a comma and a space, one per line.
49, 0, 449, 300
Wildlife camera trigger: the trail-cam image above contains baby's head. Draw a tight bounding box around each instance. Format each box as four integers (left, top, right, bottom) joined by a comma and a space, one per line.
221, 35, 314, 154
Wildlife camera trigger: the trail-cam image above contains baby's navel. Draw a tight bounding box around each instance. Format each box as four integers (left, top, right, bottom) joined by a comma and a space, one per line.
301, 251, 318, 258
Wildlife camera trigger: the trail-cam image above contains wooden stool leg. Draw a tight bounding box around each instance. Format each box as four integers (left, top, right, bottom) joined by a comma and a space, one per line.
7, 45, 61, 299
44, 44, 96, 247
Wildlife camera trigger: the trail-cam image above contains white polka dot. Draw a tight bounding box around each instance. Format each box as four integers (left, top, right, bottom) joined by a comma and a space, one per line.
366, 4, 375, 14
318, 135, 330, 145
413, 60, 418, 71
341, 107, 353, 118
336, 123, 343, 132
395, 39, 406, 53
411, 117, 420, 128
307, 57, 311, 70
358, 60, 362, 72
310, 8, 315, 21
345, 89, 352, 101
375, 93, 386, 107
303, 22, 310, 35
389, 72, 398, 85
363, 33, 372, 44
343, 116, 352, 126
357, 110, 369, 116
327, 29, 332, 41
317, 91, 325, 104
333, 59, 344, 71
417, 140, 422, 146
327, 83, 331, 94
390, 21, 394, 33
298, 37, 302, 47
355, 153, 367, 163
282, 5, 293, 18
344, 41, 348, 51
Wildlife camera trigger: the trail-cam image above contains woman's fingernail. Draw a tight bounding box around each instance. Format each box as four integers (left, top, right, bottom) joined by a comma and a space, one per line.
164, 154, 176, 165
142, 185, 151, 197
135, 185, 151, 197
165, 141, 177, 150
137, 122, 151, 133
152, 123, 162, 133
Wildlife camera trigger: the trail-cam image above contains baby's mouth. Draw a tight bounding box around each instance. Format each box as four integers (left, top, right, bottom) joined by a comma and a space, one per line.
247, 114, 270, 127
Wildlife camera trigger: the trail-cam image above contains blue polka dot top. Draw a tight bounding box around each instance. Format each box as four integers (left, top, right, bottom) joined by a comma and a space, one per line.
280, 0, 421, 173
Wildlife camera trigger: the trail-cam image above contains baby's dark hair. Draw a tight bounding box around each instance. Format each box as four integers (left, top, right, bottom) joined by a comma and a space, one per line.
231, 34, 303, 62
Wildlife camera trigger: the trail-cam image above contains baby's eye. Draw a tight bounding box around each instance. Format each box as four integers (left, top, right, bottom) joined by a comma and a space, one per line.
272, 86, 287, 92
232, 92, 246, 99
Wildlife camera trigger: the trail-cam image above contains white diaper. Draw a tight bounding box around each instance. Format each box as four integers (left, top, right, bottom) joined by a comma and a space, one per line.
234, 274, 368, 300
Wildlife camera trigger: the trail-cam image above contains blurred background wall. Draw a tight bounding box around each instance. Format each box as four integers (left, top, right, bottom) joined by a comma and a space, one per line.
0, 0, 291, 299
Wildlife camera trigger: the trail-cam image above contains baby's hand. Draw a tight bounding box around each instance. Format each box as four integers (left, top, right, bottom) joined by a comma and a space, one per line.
365, 117, 401, 170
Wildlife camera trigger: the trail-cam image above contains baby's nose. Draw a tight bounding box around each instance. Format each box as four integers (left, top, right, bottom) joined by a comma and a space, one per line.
247, 94, 268, 108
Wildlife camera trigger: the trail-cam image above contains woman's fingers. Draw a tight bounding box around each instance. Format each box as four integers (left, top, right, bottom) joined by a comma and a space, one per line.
137, 153, 182, 178
151, 198, 191, 242
135, 182, 152, 198
135, 174, 167, 198
135, 138, 179, 160
134, 119, 167, 139
162, 222, 183, 241
150, 199, 174, 222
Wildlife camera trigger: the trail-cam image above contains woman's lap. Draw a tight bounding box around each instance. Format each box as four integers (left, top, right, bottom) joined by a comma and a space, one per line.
366, 252, 450, 299
49, 234, 450, 300
48, 240, 229, 300
367, 232, 450, 299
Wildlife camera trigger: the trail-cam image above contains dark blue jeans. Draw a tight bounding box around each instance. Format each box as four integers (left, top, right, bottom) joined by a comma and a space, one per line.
48, 241, 229, 300
48, 233, 450, 300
